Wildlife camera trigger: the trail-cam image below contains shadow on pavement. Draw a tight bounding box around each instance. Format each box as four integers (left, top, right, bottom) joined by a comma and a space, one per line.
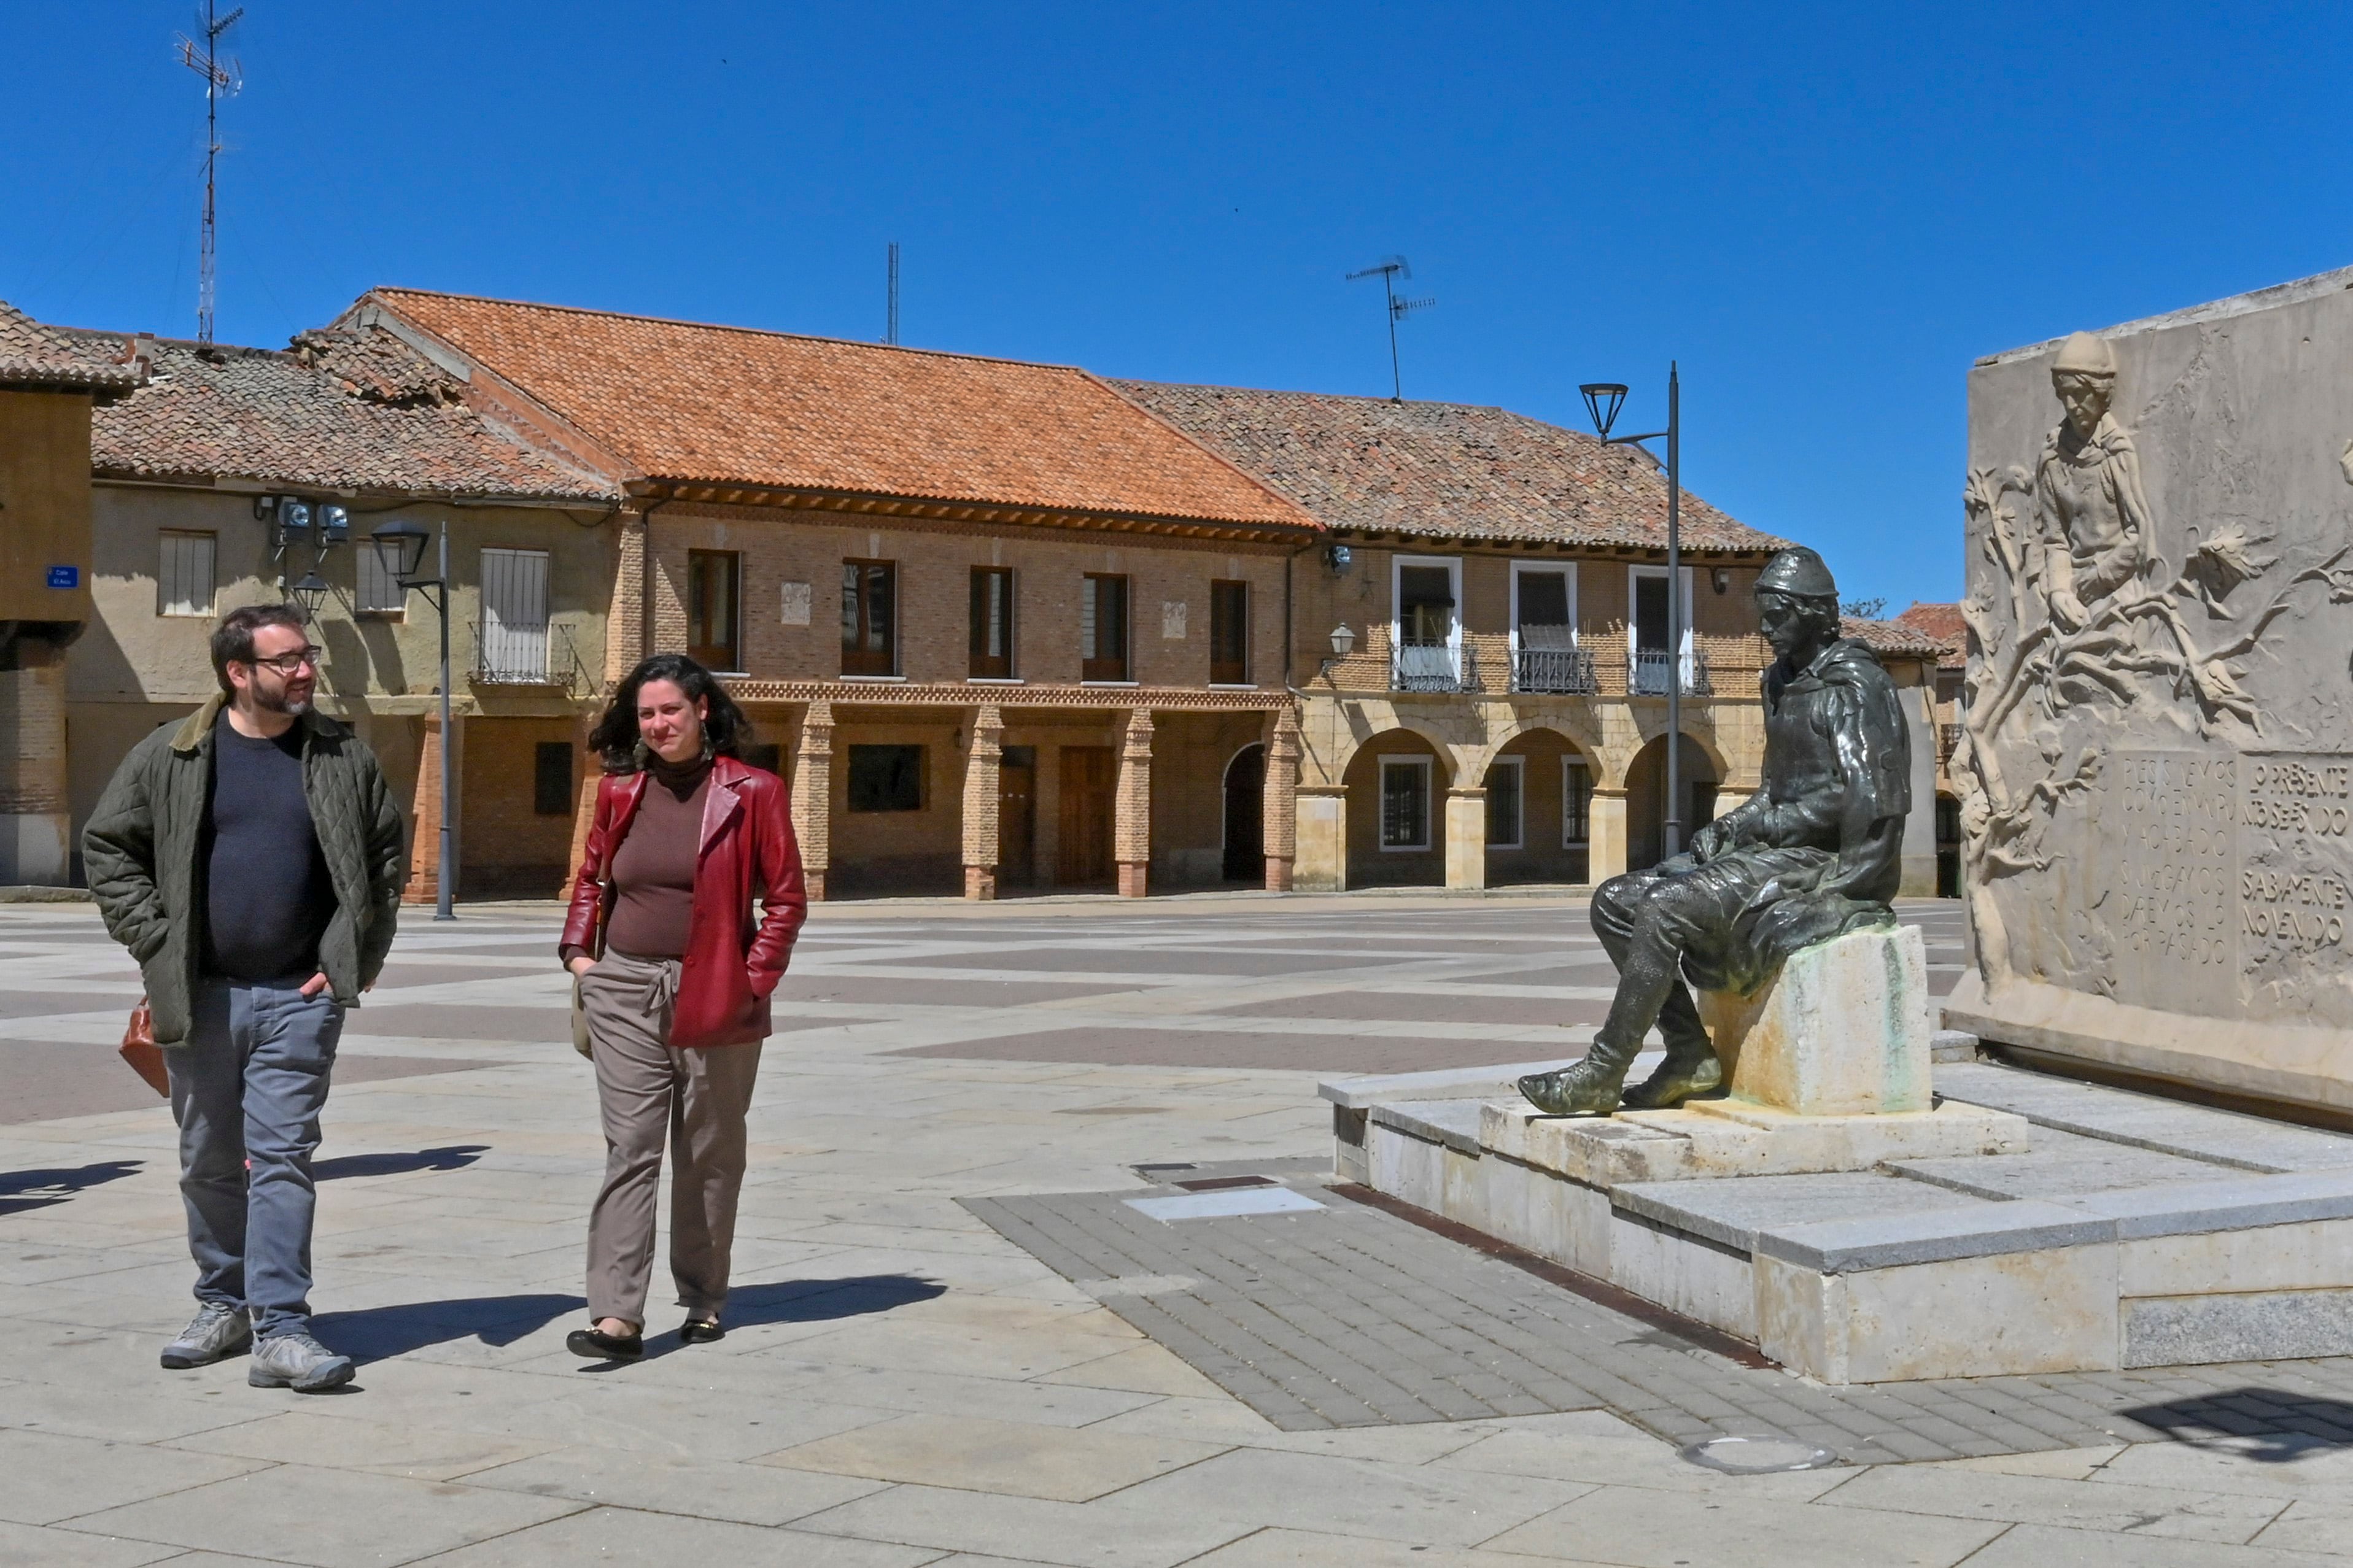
2120, 1388, 2353, 1460
315, 1145, 490, 1181
315, 1291, 581, 1364
0, 1159, 143, 1216
583, 1274, 952, 1367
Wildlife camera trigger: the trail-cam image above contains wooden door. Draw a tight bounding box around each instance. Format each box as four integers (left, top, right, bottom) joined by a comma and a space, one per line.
999, 746, 1036, 887
1057, 746, 1116, 886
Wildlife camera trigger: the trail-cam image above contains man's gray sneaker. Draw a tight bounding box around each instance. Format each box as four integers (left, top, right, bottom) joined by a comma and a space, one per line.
247, 1331, 354, 1391
160, 1302, 252, 1369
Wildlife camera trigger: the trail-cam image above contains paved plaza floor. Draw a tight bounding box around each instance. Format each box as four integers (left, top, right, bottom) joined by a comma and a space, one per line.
4, 892, 2352, 1566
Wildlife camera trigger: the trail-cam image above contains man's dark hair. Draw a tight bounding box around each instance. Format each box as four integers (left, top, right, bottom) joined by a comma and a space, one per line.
589, 653, 754, 773
210, 604, 311, 696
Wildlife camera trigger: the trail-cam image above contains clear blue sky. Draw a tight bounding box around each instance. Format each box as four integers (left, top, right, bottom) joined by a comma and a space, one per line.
7, 3, 2349, 611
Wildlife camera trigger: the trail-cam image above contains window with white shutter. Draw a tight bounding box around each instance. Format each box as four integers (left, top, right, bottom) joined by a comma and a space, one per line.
479, 548, 551, 682
158, 531, 216, 617
358, 540, 408, 614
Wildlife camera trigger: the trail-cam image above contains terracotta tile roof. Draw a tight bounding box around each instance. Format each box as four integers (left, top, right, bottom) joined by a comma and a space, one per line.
1109, 381, 1788, 554
364, 289, 1318, 532
0, 298, 139, 391
1842, 615, 1951, 661
80, 327, 617, 502
1896, 600, 1967, 669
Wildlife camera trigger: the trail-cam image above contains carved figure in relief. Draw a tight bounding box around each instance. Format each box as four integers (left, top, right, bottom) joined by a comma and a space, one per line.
1518, 548, 1909, 1116
2035, 332, 2155, 630
1957, 331, 2353, 988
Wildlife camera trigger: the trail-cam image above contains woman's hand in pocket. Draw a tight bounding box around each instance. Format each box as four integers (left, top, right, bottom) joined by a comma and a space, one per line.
567, 954, 598, 978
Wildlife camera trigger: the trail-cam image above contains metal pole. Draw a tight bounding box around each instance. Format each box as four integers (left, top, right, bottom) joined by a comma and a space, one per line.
435, 521, 455, 921
1664, 363, 1682, 861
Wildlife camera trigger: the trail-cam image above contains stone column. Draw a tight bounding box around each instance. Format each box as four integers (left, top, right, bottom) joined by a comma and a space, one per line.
1588, 787, 1630, 883
960, 704, 1004, 900
1295, 784, 1347, 892
0, 641, 70, 885
1444, 787, 1489, 891
1261, 706, 1300, 892
607, 503, 649, 682
793, 700, 834, 902
1900, 682, 1941, 897
1114, 708, 1153, 898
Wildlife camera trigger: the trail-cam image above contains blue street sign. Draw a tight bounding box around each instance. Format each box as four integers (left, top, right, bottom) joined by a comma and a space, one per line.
46, 566, 79, 589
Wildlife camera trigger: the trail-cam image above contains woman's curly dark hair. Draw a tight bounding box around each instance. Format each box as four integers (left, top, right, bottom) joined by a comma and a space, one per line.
589, 654, 754, 773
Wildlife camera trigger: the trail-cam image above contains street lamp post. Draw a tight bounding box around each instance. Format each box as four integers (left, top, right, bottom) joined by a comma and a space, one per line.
371, 519, 455, 922
1580, 365, 1686, 860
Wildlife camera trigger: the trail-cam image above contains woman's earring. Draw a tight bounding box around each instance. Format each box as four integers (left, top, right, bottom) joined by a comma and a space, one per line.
700, 731, 716, 764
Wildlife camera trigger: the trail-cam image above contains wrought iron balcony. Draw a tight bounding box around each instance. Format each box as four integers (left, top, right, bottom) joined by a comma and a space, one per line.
1393, 638, 1477, 693
1630, 648, 1711, 697
1512, 646, 1599, 695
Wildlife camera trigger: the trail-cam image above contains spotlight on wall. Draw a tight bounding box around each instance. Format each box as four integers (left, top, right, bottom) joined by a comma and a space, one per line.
1325, 543, 1354, 574
273, 498, 313, 557
319, 504, 350, 548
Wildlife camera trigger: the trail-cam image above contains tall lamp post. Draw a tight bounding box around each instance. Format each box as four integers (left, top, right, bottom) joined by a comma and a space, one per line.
1580, 366, 1685, 860
371, 519, 455, 922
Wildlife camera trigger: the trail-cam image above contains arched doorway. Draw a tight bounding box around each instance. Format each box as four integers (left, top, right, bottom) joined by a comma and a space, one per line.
1341, 729, 1451, 888
1222, 743, 1265, 882
1483, 728, 1595, 887
1624, 733, 1719, 871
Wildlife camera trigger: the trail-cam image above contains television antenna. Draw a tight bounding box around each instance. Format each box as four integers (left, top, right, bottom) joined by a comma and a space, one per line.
1345, 255, 1433, 401
885, 241, 900, 346
176, 2, 244, 344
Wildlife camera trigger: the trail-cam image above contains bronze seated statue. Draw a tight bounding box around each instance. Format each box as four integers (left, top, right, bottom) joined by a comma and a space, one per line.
1519, 546, 1912, 1117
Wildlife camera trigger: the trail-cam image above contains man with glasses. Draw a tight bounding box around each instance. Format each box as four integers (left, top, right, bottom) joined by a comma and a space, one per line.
86, 604, 406, 1391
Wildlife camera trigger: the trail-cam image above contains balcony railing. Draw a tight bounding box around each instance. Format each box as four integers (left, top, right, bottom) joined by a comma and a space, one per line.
1393, 638, 1477, 693
1630, 648, 1711, 697
1939, 722, 1964, 763
1512, 646, 1599, 695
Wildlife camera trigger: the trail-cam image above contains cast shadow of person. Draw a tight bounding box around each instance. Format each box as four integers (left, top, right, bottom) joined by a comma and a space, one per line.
2120, 1389, 2353, 1463
0, 1159, 143, 1218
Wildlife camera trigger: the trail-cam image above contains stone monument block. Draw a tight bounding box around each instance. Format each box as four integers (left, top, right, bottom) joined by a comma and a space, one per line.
1697, 926, 1934, 1116
1949, 265, 2353, 1115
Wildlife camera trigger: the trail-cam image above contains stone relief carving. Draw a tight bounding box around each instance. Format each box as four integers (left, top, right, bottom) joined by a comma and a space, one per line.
1957, 332, 2353, 990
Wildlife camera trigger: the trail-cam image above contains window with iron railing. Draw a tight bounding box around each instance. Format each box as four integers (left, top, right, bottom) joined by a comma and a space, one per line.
478, 547, 551, 682
969, 566, 1015, 679
1209, 579, 1250, 686
842, 559, 894, 676
1630, 647, 1711, 696
1082, 573, 1130, 682
689, 550, 742, 672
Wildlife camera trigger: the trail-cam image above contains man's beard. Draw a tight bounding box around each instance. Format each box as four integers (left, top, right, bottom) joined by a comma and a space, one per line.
251, 684, 312, 717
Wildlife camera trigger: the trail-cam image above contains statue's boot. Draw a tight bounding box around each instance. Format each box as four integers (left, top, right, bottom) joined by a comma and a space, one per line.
1620, 1046, 1724, 1110
1517, 1033, 1641, 1116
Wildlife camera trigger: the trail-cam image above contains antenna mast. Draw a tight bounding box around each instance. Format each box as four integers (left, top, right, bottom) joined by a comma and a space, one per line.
177, 2, 244, 345
1346, 255, 1434, 401
885, 242, 901, 346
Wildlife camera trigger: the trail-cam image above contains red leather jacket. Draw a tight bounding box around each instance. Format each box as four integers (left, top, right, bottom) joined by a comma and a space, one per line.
562, 756, 808, 1049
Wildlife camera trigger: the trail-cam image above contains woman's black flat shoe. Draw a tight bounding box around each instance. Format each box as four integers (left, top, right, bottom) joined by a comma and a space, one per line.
566, 1326, 643, 1360
679, 1318, 724, 1345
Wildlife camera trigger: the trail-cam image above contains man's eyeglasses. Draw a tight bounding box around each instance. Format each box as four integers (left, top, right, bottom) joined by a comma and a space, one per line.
246, 647, 324, 676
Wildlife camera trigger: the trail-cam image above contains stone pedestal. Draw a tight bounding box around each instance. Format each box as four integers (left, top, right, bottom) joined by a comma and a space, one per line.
1699, 926, 1934, 1116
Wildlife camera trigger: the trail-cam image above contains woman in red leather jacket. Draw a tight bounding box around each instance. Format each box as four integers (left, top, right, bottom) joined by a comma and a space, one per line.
559, 654, 806, 1360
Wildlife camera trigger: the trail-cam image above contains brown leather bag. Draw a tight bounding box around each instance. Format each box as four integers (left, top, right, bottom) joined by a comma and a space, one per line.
121, 997, 170, 1098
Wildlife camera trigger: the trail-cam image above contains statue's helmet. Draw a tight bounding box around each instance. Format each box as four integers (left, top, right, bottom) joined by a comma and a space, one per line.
1756, 546, 1838, 600
2051, 331, 2118, 380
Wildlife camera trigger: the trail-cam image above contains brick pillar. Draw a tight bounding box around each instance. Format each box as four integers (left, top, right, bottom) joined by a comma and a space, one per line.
1444, 787, 1488, 891
1295, 784, 1347, 892
607, 503, 649, 682
0, 640, 71, 885
792, 700, 834, 902
565, 708, 602, 898
961, 704, 1004, 900
403, 714, 449, 905
1114, 708, 1153, 898
1262, 706, 1299, 892
1589, 787, 1630, 883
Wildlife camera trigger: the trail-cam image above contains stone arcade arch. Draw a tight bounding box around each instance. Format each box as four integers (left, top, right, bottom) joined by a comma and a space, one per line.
1340, 728, 1454, 889
1481, 725, 1602, 887
1622, 732, 1723, 872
